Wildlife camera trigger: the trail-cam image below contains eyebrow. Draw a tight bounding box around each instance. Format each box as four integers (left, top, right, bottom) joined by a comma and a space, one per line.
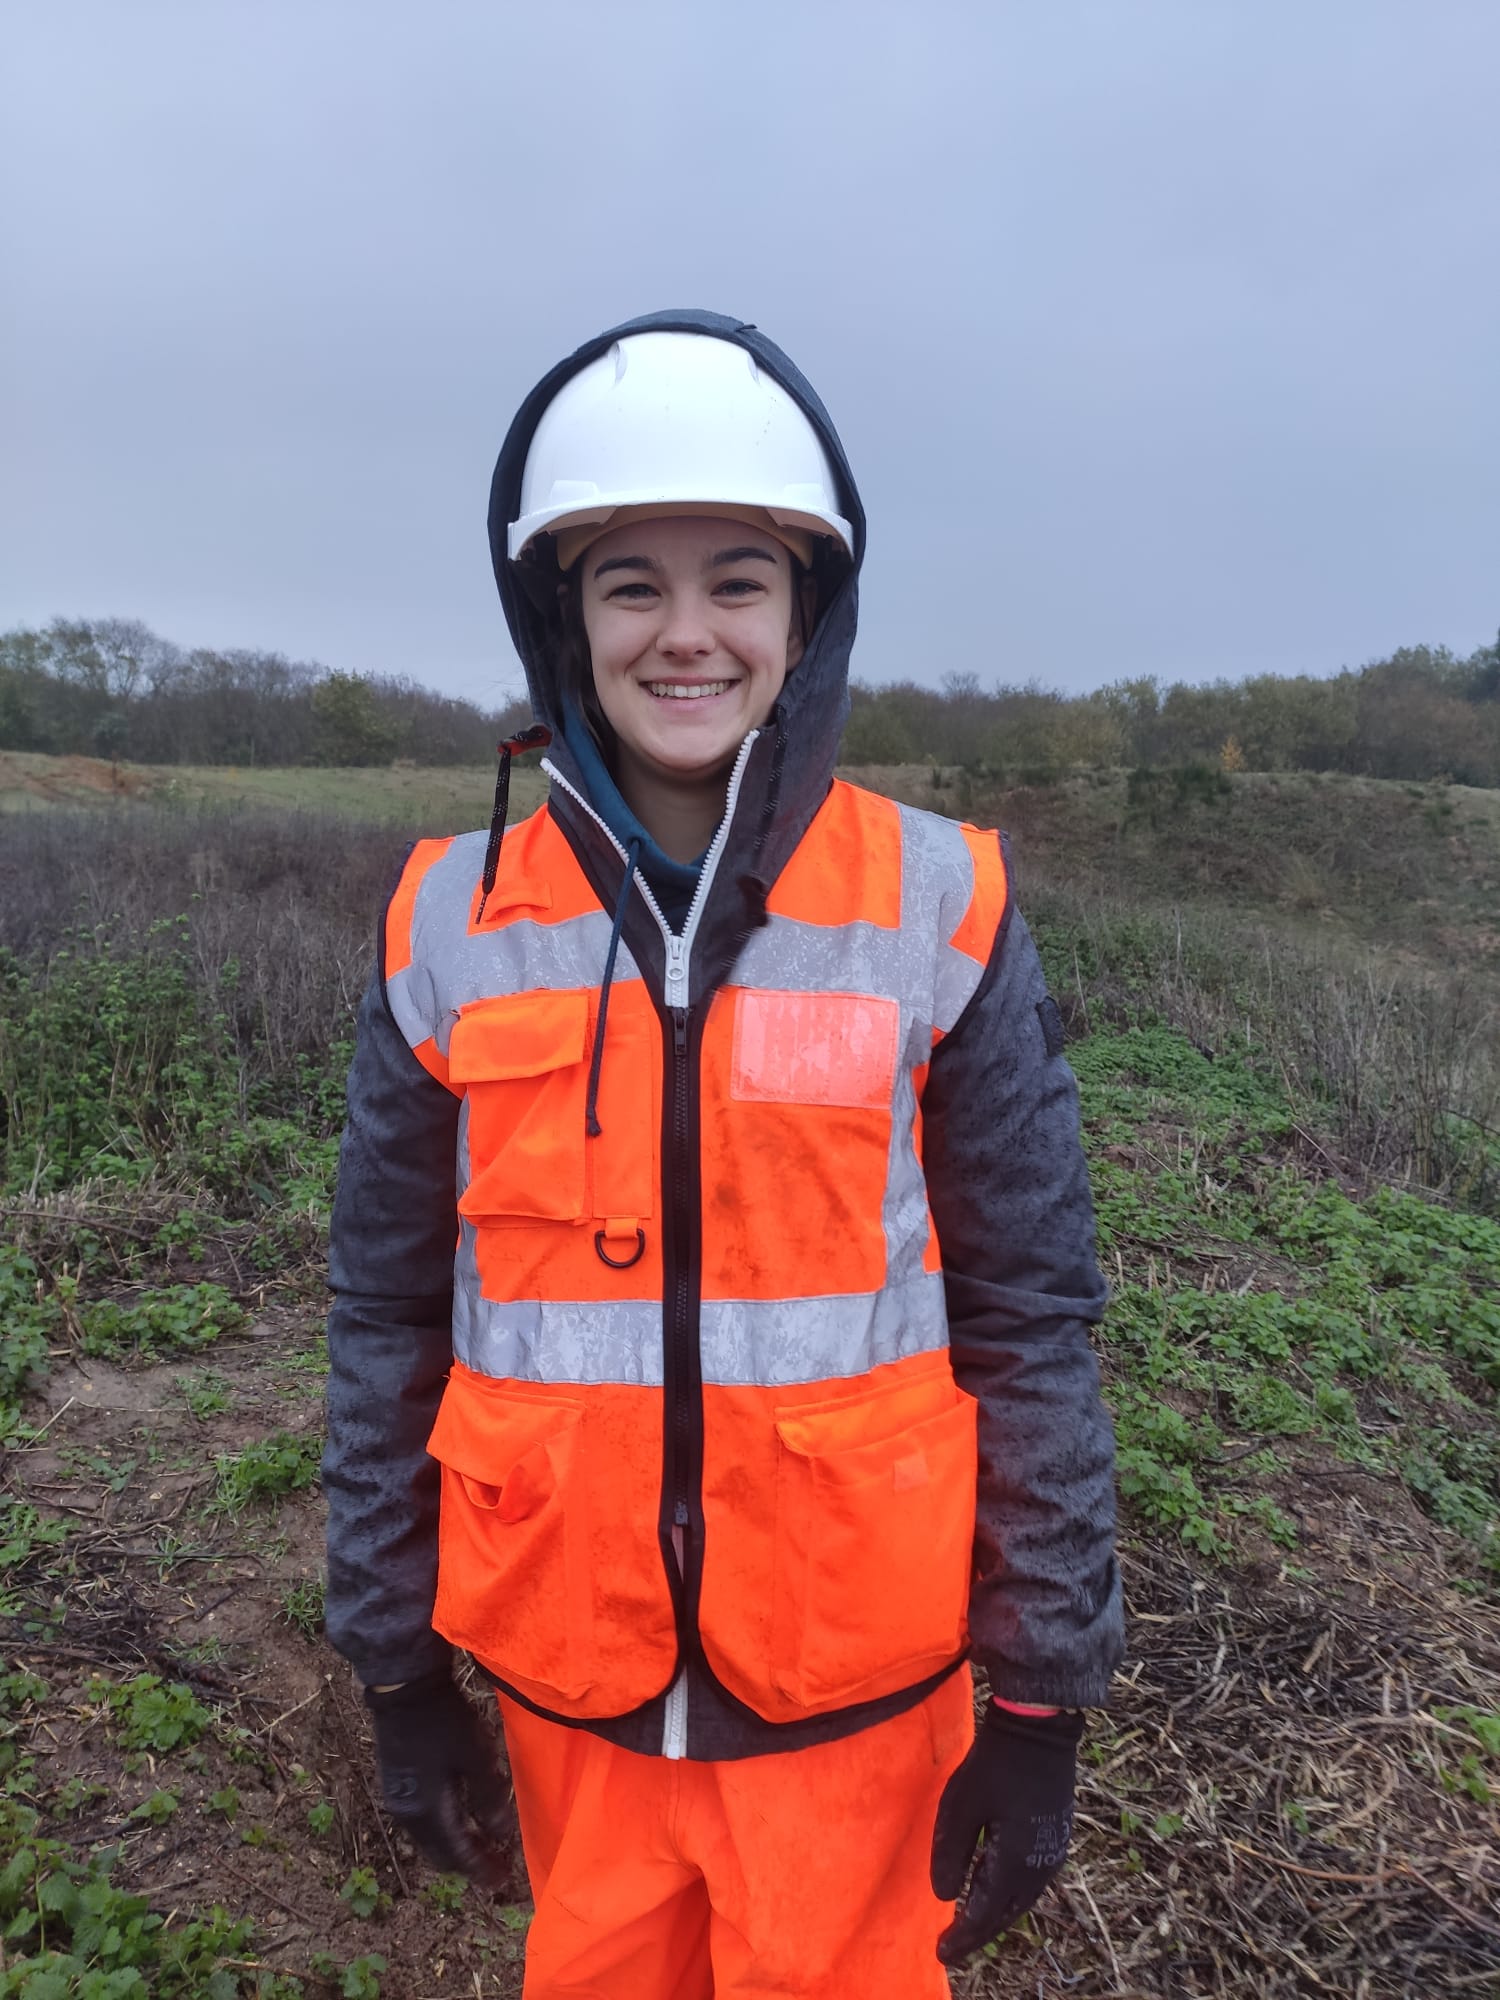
709, 546, 778, 568
591, 545, 780, 581
592, 554, 660, 579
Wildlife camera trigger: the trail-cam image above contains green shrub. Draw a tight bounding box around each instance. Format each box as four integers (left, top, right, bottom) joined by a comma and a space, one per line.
212, 1431, 321, 1512
79, 1283, 245, 1360
0, 1249, 61, 1426
91, 1675, 211, 1754
0, 1798, 256, 1999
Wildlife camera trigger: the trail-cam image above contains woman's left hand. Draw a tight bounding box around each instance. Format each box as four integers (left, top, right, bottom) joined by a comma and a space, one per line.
930, 1704, 1084, 1964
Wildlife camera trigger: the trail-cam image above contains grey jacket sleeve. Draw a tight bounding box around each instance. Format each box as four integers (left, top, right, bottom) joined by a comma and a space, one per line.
322, 966, 459, 1687
922, 894, 1124, 1709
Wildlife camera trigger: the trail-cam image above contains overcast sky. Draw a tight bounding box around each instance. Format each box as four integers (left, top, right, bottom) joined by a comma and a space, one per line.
4, 2, 1498, 710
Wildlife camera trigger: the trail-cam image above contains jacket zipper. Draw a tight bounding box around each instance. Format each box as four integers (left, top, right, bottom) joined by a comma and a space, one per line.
541, 740, 758, 1759
662, 990, 692, 1761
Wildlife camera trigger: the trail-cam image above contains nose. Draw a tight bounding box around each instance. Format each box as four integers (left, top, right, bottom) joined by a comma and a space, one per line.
655, 592, 714, 662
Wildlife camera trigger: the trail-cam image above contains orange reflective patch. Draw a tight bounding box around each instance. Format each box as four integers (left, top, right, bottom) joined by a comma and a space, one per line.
701, 991, 891, 1302
384, 836, 454, 979
947, 824, 1009, 967
730, 989, 899, 1110
765, 782, 902, 929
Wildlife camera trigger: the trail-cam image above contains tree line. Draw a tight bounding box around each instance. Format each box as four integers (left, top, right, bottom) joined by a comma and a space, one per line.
3, 616, 1497, 785
0, 619, 527, 768
843, 638, 1500, 786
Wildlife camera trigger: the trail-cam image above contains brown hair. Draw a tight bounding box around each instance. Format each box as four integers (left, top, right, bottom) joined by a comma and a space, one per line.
551, 574, 614, 754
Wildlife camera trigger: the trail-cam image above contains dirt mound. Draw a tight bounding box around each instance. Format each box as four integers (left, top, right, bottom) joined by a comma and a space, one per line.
0, 750, 155, 804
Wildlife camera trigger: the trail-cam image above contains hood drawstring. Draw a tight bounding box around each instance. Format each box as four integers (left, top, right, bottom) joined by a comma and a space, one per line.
585, 835, 641, 1140
477, 724, 553, 920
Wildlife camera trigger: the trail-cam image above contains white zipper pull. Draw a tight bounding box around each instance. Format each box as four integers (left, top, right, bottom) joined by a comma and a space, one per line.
664, 932, 688, 1009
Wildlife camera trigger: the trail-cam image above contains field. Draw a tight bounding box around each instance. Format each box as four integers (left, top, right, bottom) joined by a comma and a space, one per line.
1, 753, 1498, 1998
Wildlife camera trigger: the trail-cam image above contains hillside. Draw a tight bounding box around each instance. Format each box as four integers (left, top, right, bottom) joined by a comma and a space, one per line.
5, 747, 1500, 958
0, 763, 1496, 1996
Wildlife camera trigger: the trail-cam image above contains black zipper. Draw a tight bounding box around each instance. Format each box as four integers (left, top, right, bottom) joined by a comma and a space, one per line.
662, 1001, 701, 1647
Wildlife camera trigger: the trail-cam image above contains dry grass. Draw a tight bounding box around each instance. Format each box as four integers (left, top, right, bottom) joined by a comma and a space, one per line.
965, 1536, 1500, 1998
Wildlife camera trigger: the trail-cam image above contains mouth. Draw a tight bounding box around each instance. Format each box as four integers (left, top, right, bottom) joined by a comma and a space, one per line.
642, 679, 740, 701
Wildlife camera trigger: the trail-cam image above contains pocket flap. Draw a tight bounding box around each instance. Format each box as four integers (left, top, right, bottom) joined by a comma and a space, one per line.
449, 990, 589, 1084
774, 1372, 964, 1462
427, 1373, 583, 1483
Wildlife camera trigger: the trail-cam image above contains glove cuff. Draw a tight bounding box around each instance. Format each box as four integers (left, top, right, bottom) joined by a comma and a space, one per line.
981, 1701, 1086, 1749
363, 1667, 454, 1715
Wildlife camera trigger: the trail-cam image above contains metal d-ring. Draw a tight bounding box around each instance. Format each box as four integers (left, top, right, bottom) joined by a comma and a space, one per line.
594, 1227, 646, 1270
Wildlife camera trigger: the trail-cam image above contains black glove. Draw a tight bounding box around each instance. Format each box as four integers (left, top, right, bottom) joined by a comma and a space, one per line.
930, 1703, 1084, 1965
364, 1669, 518, 1889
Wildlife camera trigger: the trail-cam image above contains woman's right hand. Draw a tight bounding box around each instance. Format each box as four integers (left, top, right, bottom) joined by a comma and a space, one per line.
364, 1669, 519, 1889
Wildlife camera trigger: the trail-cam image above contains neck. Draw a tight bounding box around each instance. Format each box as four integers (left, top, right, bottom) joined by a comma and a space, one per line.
615, 750, 728, 864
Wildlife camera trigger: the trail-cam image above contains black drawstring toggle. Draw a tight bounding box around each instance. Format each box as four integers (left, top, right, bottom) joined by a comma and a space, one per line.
477, 724, 553, 919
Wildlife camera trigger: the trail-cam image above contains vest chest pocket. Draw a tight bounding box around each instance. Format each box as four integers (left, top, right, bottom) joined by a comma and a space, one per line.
449, 988, 656, 1228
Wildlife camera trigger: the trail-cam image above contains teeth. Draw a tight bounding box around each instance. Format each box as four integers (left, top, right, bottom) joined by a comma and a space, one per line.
645, 681, 734, 700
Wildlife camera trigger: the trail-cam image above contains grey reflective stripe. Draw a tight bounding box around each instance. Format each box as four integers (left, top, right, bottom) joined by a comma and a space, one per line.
900, 801, 995, 1035
700, 1273, 948, 1387
454, 1293, 664, 1385
450, 1274, 948, 1389
882, 1054, 933, 1291
453, 1096, 483, 1327
384, 830, 642, 1059
386, 801, 989, 1055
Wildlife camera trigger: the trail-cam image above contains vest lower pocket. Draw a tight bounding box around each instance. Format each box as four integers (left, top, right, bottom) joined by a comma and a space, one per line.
768, 1379, 977, 1713
428, 1379, 595, 1703
426, 1366, 679, 1717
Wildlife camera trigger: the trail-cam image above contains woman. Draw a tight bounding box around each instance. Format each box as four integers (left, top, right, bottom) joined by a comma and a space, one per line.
323, 309, 1123, 1997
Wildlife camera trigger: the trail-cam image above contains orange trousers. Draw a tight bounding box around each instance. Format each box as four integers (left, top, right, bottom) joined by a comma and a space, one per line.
497, 1669, 973, 1999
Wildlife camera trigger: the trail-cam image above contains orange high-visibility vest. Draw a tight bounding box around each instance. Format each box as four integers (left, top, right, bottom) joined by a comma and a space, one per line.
383, 776, 1008, 1728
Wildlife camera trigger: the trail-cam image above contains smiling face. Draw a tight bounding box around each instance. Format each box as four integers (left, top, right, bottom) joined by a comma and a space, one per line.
579, 515, 807, 810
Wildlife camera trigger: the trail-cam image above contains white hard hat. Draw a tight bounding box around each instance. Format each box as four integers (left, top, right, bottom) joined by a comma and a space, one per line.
507, 331, 854, 565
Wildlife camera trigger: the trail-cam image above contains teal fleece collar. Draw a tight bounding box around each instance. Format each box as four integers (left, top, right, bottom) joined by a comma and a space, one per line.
560, 702, 703, 928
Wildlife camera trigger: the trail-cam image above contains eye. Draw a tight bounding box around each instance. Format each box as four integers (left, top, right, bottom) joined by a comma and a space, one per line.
606, 581, 658, 602
714, 576, 766, 599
